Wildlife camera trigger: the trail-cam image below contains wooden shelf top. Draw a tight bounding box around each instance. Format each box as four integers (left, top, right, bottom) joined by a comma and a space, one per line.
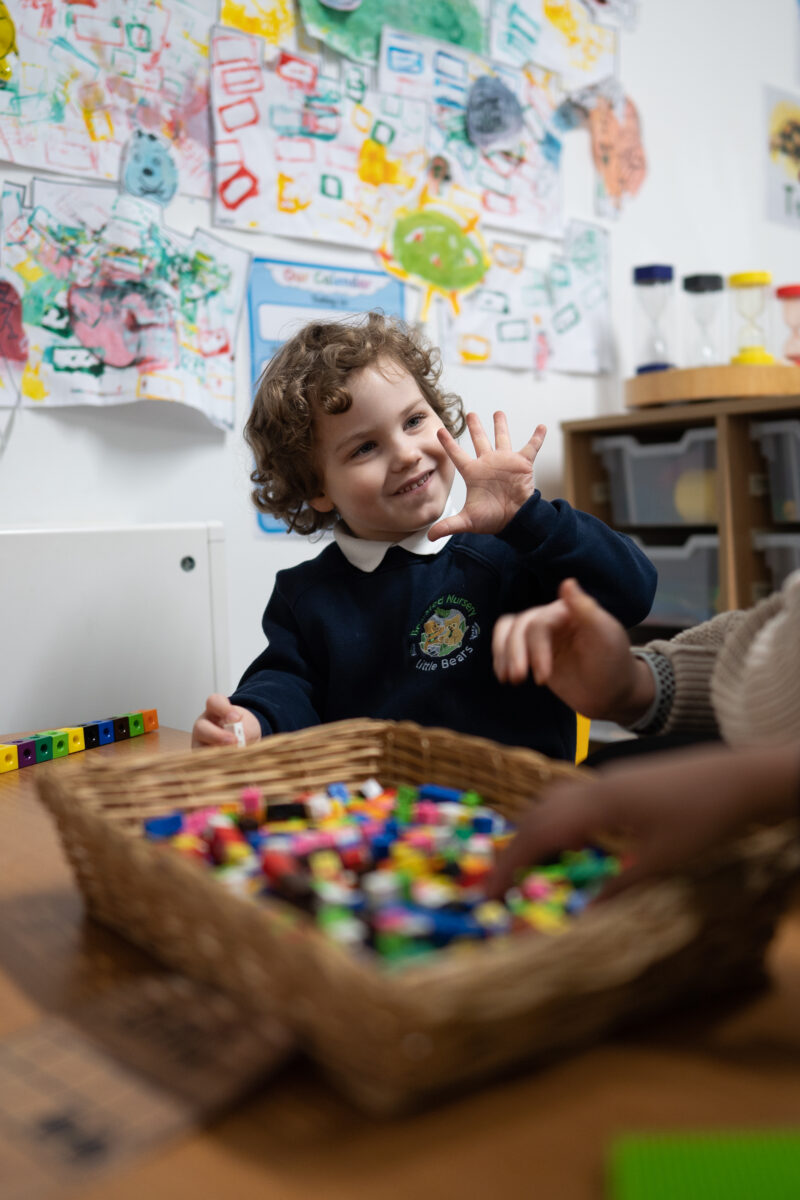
625, 364, 800, 409
562, 388, 800, 433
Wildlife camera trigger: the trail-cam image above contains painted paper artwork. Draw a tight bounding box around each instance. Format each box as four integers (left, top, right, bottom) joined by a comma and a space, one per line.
766, 85, 800, 231
546, 219, 611, 374
378, 29, 564, 238
578, 0, 637, 31
297, 0, 488, 67
0, 0, 215, 199
584, 84, 646, 218
248, 257, 405, 531
490, 0, 616, 93
440, 240, 552, 370
210, 26, 428, 248
0, 178, 249, 430
219, 0, 297, 46
378, 196, 490, 321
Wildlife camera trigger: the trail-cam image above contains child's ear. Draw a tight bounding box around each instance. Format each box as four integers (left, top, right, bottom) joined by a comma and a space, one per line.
309, 493, 336, 514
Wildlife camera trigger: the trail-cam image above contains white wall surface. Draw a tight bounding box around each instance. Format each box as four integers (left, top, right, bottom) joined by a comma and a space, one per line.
1, 0, 797, 730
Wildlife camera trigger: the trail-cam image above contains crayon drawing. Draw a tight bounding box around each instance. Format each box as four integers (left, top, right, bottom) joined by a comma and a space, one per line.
297, 0, 489, 67
546, 219, 611, 374
0, 178, 249, 430
0, 0, 214, 198
248, 257, 405, 533
441, 240, 552, 370
490, 0, 616, 92
210, 27, 427, 248
378, 29, 564, 237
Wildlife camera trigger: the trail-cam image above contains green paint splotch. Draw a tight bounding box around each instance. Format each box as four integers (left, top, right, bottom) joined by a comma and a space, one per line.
392, 209, 488, 294
298, 0, 486, 65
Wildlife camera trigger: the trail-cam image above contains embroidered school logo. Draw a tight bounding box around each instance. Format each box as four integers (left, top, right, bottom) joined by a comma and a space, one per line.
410, 594, 480, 671
421, 607, 466, 657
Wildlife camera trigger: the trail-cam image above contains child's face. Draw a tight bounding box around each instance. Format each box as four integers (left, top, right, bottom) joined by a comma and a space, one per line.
309, 358, 455, 541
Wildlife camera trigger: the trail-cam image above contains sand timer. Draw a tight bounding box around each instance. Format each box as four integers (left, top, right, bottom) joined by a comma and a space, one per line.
633, 264, 675, 374
775, 284, 800, 365
682, 274, 724, 366
728, 272, 774, 365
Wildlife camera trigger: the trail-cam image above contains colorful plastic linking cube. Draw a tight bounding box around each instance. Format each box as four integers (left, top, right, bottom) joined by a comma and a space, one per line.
0, 709, 159, 773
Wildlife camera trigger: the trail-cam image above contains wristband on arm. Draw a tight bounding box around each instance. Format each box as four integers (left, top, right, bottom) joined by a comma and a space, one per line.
625, 650, 676, 735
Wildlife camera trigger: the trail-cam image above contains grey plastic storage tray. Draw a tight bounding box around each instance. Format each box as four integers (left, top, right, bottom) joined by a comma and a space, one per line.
751, 420, 800, 523
753, 531, 800, 591
593, 427, 717, 526
635, 535, 720, 627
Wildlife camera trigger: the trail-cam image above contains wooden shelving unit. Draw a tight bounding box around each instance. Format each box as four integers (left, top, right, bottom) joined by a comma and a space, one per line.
562, 373, 800, 618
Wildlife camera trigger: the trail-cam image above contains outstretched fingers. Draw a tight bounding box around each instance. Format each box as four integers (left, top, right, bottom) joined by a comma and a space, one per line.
521, 423, 547, 463
493, 410, 512, 451
436, 425, 474, 474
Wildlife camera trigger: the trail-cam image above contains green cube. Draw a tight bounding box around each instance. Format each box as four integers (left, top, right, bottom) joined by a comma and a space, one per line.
125, 711, 145, 737
42, 730, 69, 758
33, 734, 53, 762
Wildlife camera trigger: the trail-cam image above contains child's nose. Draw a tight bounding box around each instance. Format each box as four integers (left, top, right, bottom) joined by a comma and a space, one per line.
391, 437, 421, 468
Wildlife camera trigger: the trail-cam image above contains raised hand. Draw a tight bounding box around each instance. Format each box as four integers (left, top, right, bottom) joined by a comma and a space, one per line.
427, 411, 547, 540
492, 578, 655, 725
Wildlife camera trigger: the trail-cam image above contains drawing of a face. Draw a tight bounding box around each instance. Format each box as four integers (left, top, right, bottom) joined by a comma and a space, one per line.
121, 131, 178, 205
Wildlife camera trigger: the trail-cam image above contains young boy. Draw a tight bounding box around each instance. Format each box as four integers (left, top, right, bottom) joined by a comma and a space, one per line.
192, 313, 656, 761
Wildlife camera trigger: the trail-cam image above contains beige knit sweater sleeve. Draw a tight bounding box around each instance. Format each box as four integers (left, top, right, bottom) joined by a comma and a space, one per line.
639, 570, 800, 744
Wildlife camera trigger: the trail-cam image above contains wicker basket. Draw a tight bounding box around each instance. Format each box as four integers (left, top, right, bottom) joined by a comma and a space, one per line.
37, 719, 800, 1114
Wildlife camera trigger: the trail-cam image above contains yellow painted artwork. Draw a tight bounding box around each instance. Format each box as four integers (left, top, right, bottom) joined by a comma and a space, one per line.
220, 0, 295, 44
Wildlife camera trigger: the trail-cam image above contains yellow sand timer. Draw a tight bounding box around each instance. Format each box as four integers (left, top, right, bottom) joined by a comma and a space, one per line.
728, 271, 775, 365
775, 284, 800, 365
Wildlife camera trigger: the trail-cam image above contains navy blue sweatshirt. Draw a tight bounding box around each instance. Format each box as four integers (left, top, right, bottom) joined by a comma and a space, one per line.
230, 492, 656, 761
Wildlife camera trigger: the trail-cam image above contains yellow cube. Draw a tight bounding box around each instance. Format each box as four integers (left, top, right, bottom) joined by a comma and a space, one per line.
0, 744, 19, 773
57, 727, 86, 753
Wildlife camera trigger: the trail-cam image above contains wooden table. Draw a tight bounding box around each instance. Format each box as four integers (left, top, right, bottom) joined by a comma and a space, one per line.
3, 730, 800, 1200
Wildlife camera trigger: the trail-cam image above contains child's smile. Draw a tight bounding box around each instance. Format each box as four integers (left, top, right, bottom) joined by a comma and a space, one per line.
309, 358, 455, 541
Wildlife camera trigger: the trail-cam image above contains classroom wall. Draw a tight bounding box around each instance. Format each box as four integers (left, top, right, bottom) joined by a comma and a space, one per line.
0, 0, 797, 729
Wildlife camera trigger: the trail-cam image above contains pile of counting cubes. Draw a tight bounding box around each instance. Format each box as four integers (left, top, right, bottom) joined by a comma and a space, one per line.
0, 710, 159, 773
144, 778, 621, 965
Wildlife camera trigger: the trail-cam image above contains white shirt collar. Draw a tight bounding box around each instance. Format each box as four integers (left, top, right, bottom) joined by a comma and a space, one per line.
333, 494, 458, 573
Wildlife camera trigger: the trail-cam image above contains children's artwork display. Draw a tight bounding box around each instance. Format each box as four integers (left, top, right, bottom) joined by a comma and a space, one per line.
546, 219, 611, 374
489, 0, 616, 92
210, 27, 428, 248
440, 221, 610, 375
297, 0, 489, 67
378, 29, 565, 238
247, 256, 405, 531
0, 0, 215, 199
766, 85, 800, 231
440, 240, 551, 369
0, 178, 249, 431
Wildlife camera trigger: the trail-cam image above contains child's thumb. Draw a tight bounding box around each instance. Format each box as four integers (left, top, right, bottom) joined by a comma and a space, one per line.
559, 578, 597, 618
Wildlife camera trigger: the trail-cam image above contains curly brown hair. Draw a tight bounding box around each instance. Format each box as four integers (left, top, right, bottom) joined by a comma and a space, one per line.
245, 312, 466, 535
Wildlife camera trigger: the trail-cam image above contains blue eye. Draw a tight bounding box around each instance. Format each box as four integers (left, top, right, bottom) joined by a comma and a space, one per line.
406, 413, 425, 429
352, 440, 376, 458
